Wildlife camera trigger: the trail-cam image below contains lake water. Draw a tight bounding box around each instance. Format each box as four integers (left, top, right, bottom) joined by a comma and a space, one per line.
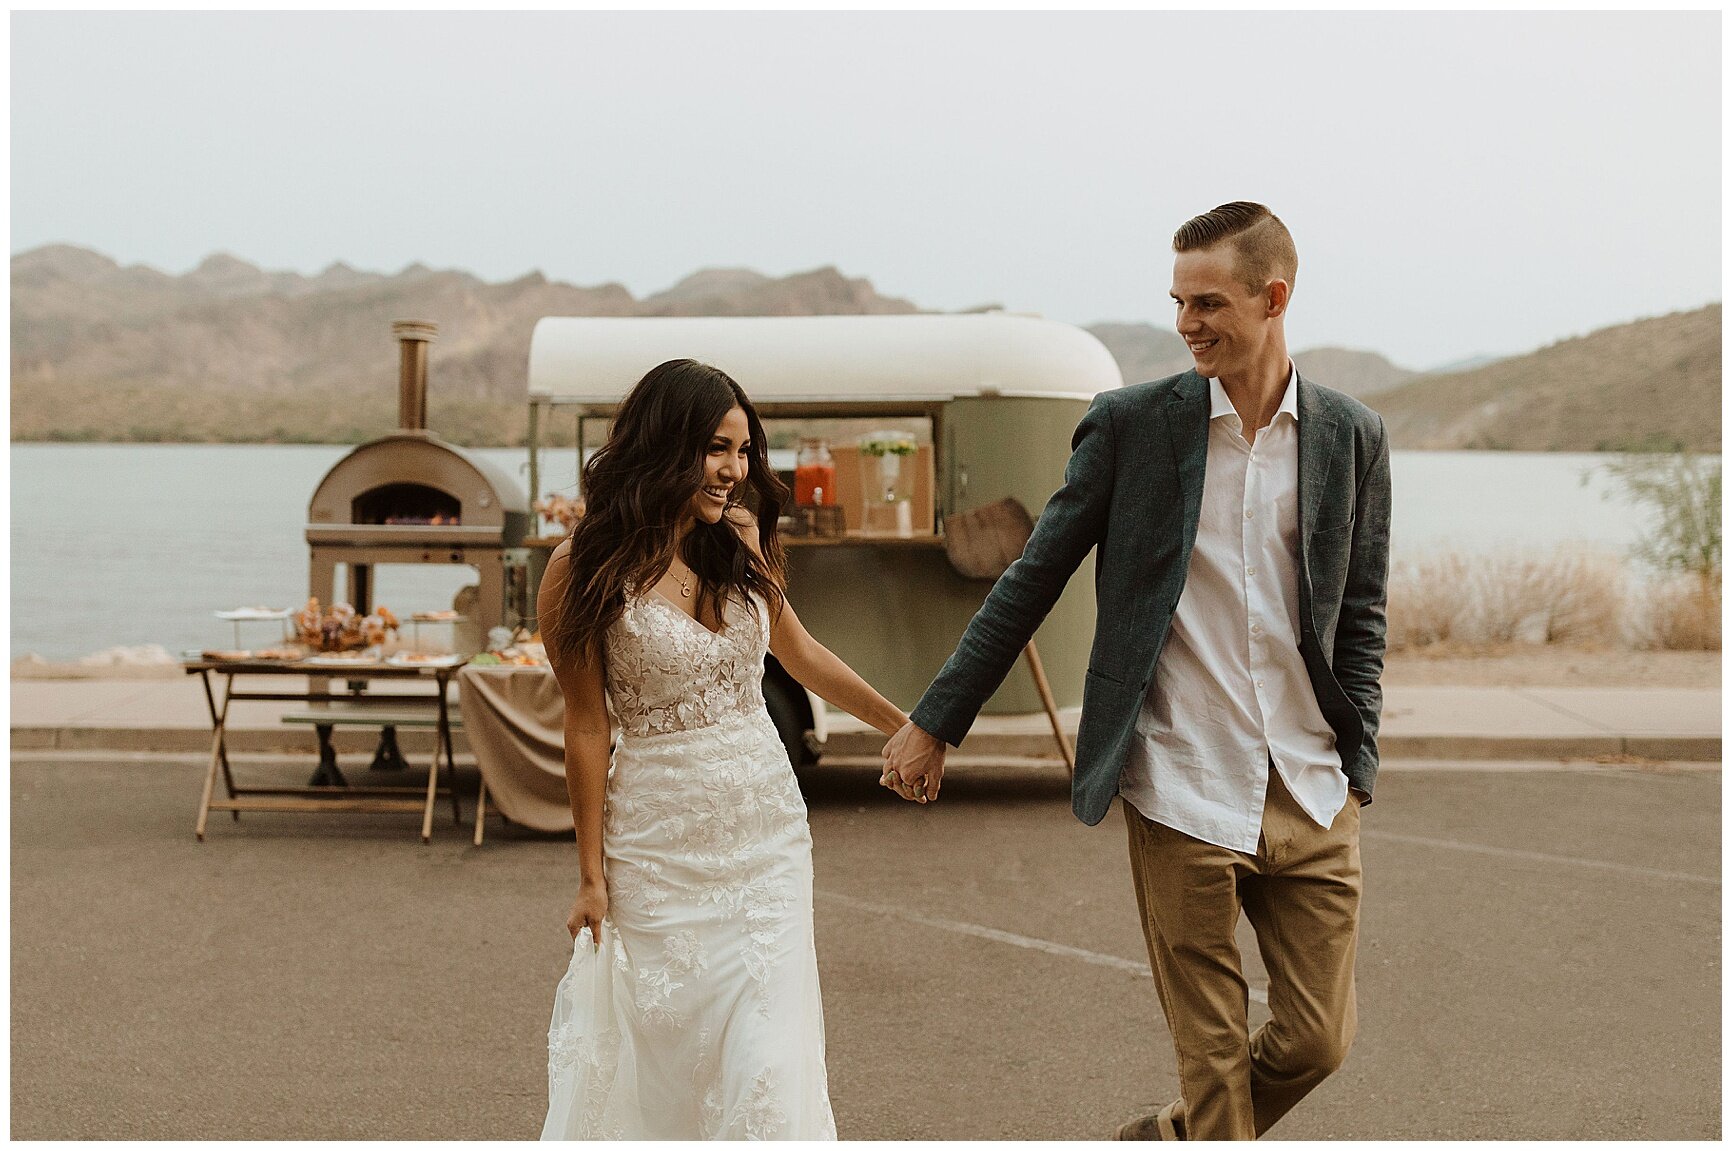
9, 443, 1692, 661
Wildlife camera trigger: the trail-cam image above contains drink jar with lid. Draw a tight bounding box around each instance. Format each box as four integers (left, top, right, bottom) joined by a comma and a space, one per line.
860, 431, 917, 536
794, 439, 837, 507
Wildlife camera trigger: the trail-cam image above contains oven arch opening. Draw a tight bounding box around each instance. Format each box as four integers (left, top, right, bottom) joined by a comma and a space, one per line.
353, 482, 461, 526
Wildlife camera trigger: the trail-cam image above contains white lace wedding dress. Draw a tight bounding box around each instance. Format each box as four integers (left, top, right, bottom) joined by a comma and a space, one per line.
541, 587, 836, 1140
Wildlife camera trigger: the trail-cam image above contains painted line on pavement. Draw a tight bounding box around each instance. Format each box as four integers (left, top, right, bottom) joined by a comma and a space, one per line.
1361, 830, 1719, 886
817, 890, 1270, 1006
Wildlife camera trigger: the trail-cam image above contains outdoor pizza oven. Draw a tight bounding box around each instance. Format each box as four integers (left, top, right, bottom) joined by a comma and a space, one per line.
305, 321, 533, 642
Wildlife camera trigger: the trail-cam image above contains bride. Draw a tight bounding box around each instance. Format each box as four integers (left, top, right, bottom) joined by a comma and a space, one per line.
536, 358, 912, 1139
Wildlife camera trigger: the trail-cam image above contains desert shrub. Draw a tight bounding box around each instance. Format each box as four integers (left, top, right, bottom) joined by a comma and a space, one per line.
1596, 450, 1721, 580
1588, 450, 1722, 652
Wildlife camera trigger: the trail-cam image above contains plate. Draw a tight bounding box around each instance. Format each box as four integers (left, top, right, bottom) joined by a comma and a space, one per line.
301, 653, 384, 667
409, 611, 465, 622
386, 652, 465, 667
214, 607, 291, 621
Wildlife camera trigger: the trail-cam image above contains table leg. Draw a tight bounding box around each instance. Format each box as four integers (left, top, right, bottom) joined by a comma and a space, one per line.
440, 677, 461, 825
199, 672, 241, 819
419, 740, 439, 845
420, 674, 448, 843
195, 672, 233, 840
473, 778, 488, 847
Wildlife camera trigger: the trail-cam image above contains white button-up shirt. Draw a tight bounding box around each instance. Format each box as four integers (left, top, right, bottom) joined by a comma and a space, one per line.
1118, 366, 1347, 853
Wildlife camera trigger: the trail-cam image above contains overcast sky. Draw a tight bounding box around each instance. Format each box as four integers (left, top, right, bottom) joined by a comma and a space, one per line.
10, 10, 1721, 369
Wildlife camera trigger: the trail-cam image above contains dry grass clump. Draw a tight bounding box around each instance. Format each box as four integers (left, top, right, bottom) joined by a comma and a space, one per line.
1631, 575, 1722, 651
1386, 549, 1629, 651
1385, 553, 1475, 648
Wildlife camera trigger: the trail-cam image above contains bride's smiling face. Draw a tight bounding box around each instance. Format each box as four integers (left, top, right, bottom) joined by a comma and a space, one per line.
685, 406, 751, 526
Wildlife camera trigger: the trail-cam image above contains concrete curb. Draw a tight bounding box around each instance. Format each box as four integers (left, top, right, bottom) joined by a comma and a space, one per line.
12, 723, 1718, 763
9, 725, 465, 756
817, 728, 1720, 763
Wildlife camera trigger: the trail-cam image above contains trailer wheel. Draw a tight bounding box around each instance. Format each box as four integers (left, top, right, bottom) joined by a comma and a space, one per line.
761, 660, 816, 768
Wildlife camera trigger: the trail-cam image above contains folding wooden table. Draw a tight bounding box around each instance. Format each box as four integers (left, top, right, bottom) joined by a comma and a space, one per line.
183, 657, 463, 843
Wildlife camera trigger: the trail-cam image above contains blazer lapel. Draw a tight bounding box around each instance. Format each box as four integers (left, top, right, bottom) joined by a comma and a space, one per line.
1296, 373, 1343, 544
1164, 371, 1211, 553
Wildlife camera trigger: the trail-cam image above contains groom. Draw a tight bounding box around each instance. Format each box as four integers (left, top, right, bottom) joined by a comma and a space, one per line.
881, 202, 1391, 1140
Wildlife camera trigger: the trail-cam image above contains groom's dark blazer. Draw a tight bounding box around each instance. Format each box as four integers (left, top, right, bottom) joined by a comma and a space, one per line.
910, 368, 1393, 827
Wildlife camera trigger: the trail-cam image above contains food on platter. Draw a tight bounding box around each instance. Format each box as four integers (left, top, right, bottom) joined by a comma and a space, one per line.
254, 647, 304, 661
411, 610, 462, 622
469, 641, 550, 667
214, 606, 291, 621
200, 649, 253, 662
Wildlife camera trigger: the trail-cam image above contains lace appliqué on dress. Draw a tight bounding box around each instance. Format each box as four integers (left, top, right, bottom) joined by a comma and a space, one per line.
737, 1068, 790, 1140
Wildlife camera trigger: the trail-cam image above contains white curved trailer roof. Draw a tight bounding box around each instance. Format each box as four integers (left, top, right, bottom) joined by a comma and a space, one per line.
528, 314, 1123, 404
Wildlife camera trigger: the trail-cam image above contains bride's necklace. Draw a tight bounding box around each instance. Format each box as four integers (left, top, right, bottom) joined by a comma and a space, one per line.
671, 560, 696, 599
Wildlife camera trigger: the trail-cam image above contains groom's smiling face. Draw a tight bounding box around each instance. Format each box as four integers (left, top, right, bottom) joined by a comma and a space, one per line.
1170, 245, 1284, 383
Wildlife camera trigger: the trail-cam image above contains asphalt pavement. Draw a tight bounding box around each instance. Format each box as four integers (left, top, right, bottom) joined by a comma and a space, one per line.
9, 753, 1720, 1139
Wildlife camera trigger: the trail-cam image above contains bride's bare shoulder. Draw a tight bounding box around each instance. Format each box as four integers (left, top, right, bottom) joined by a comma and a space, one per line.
539, 538, 576, 617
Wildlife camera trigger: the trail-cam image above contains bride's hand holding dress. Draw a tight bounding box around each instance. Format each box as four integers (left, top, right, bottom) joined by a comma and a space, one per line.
566, 881, 607, 948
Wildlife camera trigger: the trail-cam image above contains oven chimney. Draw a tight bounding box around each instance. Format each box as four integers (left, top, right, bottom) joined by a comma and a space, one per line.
392, 320, 438, 431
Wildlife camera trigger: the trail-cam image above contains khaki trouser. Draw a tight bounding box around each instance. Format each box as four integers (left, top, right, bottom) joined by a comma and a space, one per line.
1124, 770, 1362, 1140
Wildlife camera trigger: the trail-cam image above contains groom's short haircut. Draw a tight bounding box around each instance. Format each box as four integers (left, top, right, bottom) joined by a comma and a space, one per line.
1173, 202, 1298, 296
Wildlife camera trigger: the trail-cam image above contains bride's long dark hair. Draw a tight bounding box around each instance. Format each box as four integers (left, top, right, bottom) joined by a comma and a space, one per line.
547, 359, 789, 666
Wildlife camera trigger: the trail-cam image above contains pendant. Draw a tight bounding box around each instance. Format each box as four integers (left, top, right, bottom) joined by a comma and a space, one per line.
680, 585, 693, 599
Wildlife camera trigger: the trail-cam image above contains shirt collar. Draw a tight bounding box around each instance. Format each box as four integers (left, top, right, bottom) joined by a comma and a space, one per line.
1208, 361, 1300, 426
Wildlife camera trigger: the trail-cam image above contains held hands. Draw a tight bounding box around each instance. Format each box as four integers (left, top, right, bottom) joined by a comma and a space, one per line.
880, 720, 947, 804
567, 880, 608, 950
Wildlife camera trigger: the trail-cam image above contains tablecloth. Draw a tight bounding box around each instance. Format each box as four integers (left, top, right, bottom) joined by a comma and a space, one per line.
456, 664, 573, 833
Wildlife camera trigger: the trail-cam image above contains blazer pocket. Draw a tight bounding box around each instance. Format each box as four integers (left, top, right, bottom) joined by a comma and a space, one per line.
1085, 665, 1127, 687
1310, 515, 1355, 538
1082, 668, 1142, 728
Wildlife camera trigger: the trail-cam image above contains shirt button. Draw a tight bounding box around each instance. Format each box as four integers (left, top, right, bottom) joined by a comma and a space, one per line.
1247, 567, 1257, 577
1255, 680, 1265, 689
1245, 510, 1254, 519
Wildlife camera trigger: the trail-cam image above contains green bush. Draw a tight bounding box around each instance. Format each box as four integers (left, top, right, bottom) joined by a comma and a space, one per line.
1595, 450, 1721, 581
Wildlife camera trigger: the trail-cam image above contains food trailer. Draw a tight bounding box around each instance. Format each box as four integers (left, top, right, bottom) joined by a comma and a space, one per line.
523, 314, 1123, 765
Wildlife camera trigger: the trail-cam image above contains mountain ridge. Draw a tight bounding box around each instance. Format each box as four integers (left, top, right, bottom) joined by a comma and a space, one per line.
9, 244, 1719, 450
